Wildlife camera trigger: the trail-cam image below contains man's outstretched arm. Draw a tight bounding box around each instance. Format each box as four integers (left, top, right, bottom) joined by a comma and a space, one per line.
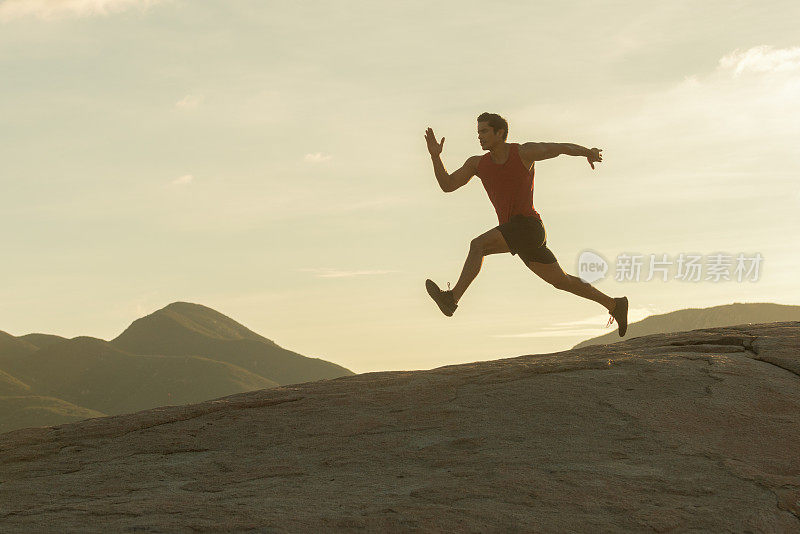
425, 127, 478, 192
520, 142, 603, 169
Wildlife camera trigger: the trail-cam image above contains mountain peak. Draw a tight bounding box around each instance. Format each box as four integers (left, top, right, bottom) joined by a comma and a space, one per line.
162, 301, 213, 313
112, 301, 274, 349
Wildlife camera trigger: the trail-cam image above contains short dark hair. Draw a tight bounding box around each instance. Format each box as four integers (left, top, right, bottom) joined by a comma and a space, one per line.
477, 112, 508, 141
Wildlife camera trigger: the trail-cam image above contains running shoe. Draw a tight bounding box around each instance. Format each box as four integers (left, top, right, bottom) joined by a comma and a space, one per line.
425, 279, 457, 317
606, 296, 629, 337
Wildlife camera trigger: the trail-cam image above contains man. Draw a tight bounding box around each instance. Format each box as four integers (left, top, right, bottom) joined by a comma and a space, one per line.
424, 112, 629, 336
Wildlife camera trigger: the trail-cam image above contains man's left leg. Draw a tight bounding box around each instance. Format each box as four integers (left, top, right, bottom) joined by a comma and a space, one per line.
427, 227, 510, 317
526, 259, 616, 312
451, 227, 511, 304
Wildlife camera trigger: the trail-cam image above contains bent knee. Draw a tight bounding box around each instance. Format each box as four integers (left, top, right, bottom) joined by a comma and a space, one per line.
469, 238, 488, 256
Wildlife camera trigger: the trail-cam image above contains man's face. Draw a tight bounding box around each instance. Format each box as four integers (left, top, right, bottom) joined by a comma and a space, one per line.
477, 121, 502, 149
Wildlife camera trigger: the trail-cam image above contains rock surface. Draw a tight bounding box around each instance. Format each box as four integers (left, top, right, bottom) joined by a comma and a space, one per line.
1, 322, 799, 532
574, 301, 800, 349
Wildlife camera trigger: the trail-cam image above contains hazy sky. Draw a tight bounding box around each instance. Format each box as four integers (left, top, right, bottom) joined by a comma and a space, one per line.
1, 0, 798, 373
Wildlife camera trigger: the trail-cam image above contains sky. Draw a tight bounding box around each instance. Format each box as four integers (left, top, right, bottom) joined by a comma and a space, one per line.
1, 0, 798, 374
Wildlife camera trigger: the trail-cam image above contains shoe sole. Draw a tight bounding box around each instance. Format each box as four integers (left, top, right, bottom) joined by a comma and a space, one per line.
425, 279, 455, 317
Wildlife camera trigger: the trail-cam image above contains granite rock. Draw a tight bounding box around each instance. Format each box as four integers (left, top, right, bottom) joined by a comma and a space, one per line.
0, 322, 798, 532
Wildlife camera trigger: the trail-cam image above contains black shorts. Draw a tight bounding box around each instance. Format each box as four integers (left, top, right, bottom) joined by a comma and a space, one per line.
496, 214, 557, 265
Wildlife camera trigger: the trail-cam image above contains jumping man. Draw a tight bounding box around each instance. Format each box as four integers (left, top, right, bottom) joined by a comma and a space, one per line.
424, 112, 629, 336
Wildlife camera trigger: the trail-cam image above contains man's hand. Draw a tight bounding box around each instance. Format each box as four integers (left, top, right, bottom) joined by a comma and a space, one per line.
425, 127, 445, 157
587, 147, 603, 170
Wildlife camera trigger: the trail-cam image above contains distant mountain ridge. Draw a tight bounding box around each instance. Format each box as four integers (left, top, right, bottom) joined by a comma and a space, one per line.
18, 333, 67, 350
574, 302, 800, 349
0, 302, 353, 434
0, 335, 280, 415
0, 331, 38, 359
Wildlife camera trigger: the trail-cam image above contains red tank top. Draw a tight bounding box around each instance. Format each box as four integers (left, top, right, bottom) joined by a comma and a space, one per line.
476, 143, 541, 225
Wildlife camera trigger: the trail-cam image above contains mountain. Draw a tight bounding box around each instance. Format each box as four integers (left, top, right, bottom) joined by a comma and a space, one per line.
0, 330, 38, 360
1, 321, 797, 531
0, 336, 278, 416
0, 302, 353, 434
17, 333, 68, 349
573, 302, 800, 349
114, 301, 276, 346
111, 301, 352, 385
0, 367, 32, 396
0, 395, 106, 435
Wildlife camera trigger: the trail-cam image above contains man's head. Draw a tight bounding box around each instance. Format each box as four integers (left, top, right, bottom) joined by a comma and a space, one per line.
477, 112, 508, 150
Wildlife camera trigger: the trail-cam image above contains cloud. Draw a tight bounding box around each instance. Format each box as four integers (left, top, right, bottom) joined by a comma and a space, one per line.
298, 268, 398, 278
170, 174, 193, 186
304, 153, 332, 163
492, 306, 658, 338
0, 0, 165, 21
668, 45, 800, 133
492, 327, 611, 339
720, 45, 800, 76
174, 94, 203, 110
592, 44, 800, 173
520, 44, 800, 214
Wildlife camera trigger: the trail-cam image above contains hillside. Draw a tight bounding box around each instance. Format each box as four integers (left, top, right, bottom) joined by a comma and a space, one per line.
17, 333, 68, 349
1, 321, 797, 532
0, 336, 278, 417
0, 331, 37, 360
0, 302, 352, 434
0, 396, 106, 434
574, 301, 800, 348
0, 368, 32, 396
111, 301, 352, 385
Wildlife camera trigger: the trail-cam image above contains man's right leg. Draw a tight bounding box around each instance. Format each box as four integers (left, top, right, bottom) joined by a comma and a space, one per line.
451, 227, 510, 303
